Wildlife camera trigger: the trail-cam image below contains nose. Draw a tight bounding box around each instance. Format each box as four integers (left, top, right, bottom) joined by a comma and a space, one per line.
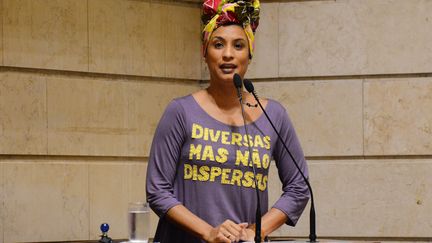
222, 45, 234, 60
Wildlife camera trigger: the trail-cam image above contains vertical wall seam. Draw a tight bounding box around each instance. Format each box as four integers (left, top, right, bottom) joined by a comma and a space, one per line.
2, 0, 4, 66
277, 2, 280, 79
87, 163, 90, 240
87, 0, 90, 72
1, 163, 4, 243
46, 73, 49, 155
362, 78, 365, 157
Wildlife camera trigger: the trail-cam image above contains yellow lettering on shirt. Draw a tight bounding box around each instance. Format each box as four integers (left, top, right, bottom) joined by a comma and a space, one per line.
263, 136, 271, 150
189, 144, 202, 160
235, 150, 249, 167
191, 123, 204, 139
210, 167, 222, 182
215, 148, 228, 163
202, 145, 215, 161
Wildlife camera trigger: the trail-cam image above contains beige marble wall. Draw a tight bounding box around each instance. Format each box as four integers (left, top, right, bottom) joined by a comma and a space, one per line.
89, 0, 163, 76
47, 75, 199, 157
3, 0, 201, 78
0, 72, 47, 155
88, 161, 159, 240
245, 3, 279, 79
89, 0, 201, 79
165, 4, 201, 79
278, 0, 432, 77
364, 78, 432, 156
89, 162, 141, 239
2, 160, 89, 242
3, 0, 88, 71
255, 80, 363, 157
0, 71, 199, 157
205, 0, 432, 78
269, 160, 432, 237
0, 159, 156, 243
0, 0, 3, 66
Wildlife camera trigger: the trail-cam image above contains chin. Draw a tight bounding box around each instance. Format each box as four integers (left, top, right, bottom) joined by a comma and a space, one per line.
210, 70, 246, 84
221, 74, 237, 83
212, 73, 234, 82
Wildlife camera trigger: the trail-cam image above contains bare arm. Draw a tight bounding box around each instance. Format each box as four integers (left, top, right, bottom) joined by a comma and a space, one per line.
242, 208, 288, 241
261, 208, 288, 237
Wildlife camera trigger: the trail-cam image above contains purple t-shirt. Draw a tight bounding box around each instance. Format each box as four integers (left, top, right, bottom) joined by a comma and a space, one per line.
146, 95, 309, 243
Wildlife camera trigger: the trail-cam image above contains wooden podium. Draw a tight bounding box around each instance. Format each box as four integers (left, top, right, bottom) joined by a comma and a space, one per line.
23, 237, 432, 243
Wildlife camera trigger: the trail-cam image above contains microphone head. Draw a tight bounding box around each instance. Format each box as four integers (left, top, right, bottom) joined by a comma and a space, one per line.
243, 79, 255, 93
233, 73, 243, 89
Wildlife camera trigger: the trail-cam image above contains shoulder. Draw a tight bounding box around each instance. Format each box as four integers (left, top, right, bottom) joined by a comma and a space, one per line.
265, 98, 288, 116
156, 95, 195, 136
264, 98, 295, 129
159, 95, 196, 126
165, 94, 194, 113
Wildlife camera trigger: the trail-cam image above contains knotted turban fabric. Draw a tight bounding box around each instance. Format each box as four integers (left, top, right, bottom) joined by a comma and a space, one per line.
202, 0, 260, 59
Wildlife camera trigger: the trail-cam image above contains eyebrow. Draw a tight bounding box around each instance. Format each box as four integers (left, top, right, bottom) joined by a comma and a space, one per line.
211, 36, 247, 42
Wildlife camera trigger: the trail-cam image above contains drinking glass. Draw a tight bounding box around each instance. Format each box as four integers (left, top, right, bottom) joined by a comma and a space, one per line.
128, 202, 150, 243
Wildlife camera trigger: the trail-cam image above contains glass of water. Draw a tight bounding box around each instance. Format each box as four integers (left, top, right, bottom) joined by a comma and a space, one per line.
128, 202, 150, 243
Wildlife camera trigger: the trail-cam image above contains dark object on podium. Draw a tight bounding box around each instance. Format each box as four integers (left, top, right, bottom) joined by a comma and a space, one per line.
99, 223, 113, 243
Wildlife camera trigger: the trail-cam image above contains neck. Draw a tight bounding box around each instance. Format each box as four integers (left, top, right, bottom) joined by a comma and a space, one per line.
206, 82, 241, 110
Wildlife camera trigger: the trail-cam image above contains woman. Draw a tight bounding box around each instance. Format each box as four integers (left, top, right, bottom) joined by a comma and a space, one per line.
146, 0, 310, 242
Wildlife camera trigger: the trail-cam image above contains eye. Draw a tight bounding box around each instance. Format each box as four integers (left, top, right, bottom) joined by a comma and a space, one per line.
234, 42, 245, 50
214, 42, 224, 49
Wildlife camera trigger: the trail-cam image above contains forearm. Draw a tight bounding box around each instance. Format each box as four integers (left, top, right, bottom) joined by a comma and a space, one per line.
166, 204, 213, 240
262, 208, 288, 237
248, 207, 288, 239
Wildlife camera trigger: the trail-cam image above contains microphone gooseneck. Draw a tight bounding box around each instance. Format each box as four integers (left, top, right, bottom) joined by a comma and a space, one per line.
243, 79, 318, 242
232, 74, 262, 243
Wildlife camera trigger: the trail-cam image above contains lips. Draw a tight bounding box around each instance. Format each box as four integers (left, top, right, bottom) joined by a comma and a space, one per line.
219, 63, 237, 74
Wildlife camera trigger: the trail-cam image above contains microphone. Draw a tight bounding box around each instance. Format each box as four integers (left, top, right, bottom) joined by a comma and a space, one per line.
232, 74, 262, 243
243, 79, 318, 242
233, 73, 243, 100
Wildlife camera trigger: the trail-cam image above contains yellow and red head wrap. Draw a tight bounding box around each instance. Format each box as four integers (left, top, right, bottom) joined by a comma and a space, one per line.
201, 0, 260, 59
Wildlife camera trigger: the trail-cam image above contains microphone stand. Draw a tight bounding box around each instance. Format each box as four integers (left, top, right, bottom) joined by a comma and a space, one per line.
233, 74, 262, 243
244, 79, 317, 242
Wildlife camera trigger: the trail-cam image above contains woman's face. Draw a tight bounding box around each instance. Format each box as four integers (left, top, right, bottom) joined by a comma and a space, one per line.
205, 24, 250, 85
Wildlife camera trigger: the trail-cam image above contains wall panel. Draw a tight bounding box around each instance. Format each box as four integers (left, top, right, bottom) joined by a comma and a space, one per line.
47, 75, 199, 157
268, 160, 432, 237
245, 3, 279, 79
89, 1, 201, 79
88, 160, 159, 240
0, 0, 3, 66
2, 160, 89, 242
3, 0, 88, 71
278, 0, 432, 77
0, 72, 47, 155
165, 4, 201, 79
89, 0, 164, 77
255, 80, 363, 157
364, 78, 432, 156
278, 1, 366, 77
